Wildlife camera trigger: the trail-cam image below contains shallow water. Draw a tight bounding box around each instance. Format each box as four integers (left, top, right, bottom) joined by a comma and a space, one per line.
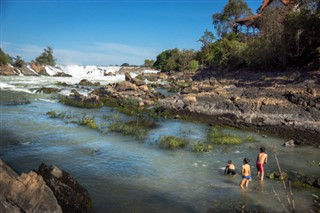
0, 75, 319, 212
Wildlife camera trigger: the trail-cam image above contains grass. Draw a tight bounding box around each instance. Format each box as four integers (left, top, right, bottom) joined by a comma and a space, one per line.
108, 114, 157, 140
207, 126, 243, 145
190, 141, 213, 152
159, 136, 189, 149
79, 116, 99, 129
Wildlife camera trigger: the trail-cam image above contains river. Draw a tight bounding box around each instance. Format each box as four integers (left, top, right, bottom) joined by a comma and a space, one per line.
0, 74, 319, 212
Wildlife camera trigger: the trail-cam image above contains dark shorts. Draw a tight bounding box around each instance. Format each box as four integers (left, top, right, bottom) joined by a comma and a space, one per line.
226, 169, 236, 175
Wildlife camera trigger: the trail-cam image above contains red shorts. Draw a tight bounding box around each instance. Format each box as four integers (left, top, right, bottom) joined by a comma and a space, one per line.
256, 162, 264, 172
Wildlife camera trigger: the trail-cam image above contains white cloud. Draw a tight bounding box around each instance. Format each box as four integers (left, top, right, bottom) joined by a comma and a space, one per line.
2, 42, 159, 66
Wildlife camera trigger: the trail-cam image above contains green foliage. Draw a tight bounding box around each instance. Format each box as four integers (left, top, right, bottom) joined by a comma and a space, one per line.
0, 48, 11, 65
198, 30, 215, 69
284, 7, 320, 67
80, 116, 99, 129
188, 60, 199, 72
13, 56, 25, 67
121, 63, 130, 66
108, 115, 153, 140
153, 48, 180, 71
153, 48, 198, 72
190, 141, 213, 152
35, 46, 56, 66
144, 59, 154, 68
212, 0, 252, 37
211, 35, 247, 69
159, 136, 189, 149
207, 126, 243, 145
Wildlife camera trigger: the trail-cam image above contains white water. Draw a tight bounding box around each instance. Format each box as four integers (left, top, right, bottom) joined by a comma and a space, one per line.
0, 72, 319, 212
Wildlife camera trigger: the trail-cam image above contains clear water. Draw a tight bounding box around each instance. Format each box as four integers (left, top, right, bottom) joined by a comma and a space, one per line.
0, 76, 319, 212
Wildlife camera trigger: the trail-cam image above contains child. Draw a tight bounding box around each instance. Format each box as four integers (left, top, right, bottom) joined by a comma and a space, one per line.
240, 158, 251, 189
256, 147, 268, 181
224, 160, 236, 175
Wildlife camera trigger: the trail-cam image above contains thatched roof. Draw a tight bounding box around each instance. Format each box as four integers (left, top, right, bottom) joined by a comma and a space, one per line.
235, 0, 293, 26
259, 0, 291, 13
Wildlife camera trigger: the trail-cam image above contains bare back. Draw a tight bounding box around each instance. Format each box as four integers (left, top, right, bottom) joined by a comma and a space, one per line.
257, 152, 268, 164
241, 164, 250, 176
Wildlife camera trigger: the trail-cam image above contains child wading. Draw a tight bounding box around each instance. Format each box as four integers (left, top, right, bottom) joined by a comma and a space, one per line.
240, 158, 251, 189
224, 160, 236, 175
256, 147, 268, 181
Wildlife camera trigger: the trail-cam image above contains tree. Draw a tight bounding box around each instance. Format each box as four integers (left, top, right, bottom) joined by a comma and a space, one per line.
212, 0, 252, 37
121, 63, 130, 66
143, 59, 154, 68
35, 46, 56, 66
153, 48, 180, 71
198, 29, 215, 68
13, 56, 25, 67
0, 48, 11, 65
177, 49, 197, 71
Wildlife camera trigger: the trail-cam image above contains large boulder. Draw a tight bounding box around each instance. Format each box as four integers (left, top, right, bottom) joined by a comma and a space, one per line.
37, 163, 93, 213
0, 159, 62, 213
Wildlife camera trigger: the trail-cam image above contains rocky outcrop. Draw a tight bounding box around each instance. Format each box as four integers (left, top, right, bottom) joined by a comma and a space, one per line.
0, 159, 94, 213
37, 163, 93, 213
0, 159, 62, 213
157, 70, 320, 146
92, 72, 164, 107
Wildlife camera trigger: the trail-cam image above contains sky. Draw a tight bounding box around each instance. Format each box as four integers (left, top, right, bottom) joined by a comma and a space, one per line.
1, 0, 262, 66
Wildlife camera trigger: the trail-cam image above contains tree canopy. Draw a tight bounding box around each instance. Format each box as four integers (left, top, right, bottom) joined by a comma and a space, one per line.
35, 46, 56, 66
212, 0, 252, 38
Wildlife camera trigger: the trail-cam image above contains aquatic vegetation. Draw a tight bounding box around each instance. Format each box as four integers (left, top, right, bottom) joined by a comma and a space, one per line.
46, 110, 76, 120
108, 114, 153, 140
159, 136, 189, 149
207, 126, 243, 145
190, 141, 213, 152
244, 135, 257, 142
80, 116, 99, 129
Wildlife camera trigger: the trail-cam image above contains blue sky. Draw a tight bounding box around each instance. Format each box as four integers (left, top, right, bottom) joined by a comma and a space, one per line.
1, 0, 261, 66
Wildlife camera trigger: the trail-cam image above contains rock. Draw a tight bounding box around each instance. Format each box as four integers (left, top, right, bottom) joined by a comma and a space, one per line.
0, 65, 19, 76
283, 139, 295, 147
0, 159, 62, 213
79, 79, 100, 86
38, 163, 93, 213
115, 81, 138, 91
125, 72, 133, 82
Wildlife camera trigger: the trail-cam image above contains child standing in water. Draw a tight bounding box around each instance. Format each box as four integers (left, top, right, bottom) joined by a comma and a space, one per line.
256, 147, 268, 181
240, 158, 251, 189
224, 160, 236, 175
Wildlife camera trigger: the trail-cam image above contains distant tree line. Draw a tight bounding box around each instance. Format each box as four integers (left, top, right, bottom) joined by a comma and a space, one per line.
148, 0, 319, 72
0, 46, 56, 67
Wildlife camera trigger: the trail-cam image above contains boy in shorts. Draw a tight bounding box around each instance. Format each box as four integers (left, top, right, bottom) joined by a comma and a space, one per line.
240, 158, 251, 189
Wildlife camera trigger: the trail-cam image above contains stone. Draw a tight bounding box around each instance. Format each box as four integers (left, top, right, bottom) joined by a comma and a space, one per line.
37, 163, 93, 213
0, 159, 62, 213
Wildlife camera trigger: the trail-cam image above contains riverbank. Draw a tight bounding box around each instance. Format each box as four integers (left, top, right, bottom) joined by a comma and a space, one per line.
92, 69, 320, 146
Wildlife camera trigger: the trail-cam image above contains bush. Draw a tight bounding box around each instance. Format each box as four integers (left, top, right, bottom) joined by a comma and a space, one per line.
188, 60, 199, 72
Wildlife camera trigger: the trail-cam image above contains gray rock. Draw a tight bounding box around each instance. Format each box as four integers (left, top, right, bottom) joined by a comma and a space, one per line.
0, 159, 62, 213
